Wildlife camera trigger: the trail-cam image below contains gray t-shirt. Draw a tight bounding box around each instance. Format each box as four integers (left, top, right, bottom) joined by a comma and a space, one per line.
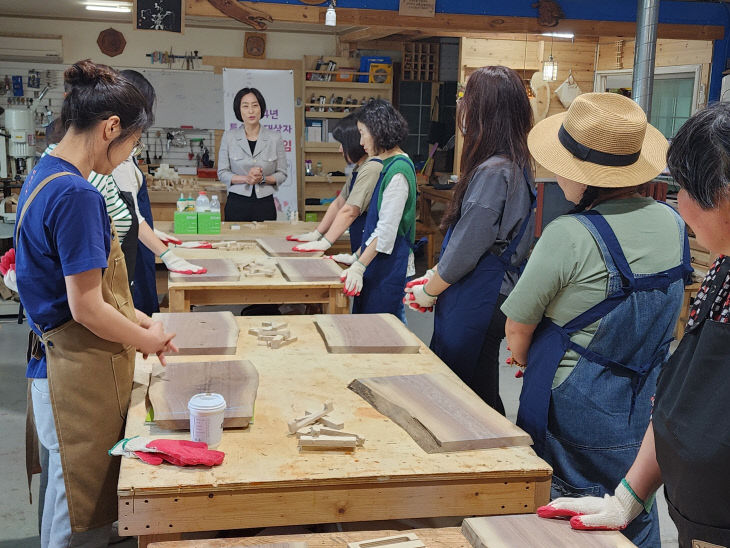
438, 156, 535, 295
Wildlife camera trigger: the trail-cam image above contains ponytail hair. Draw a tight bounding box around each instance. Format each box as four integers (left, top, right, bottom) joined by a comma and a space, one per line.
62, 60, 152, 145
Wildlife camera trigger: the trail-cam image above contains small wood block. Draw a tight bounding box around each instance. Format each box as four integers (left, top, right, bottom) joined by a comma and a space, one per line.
461, 515, 637, 547
314, 314, 421, 354
152, 311, 239, 356
169, 258, 240, 282
277, 258, 343, 282
288, 401, 333, 433
298, 434, 359, 448
347, 533, 425, 548
318, 417, 344, 430
257, 236, 323, 257
148, 359, 259, 429
348, 374, 532, 453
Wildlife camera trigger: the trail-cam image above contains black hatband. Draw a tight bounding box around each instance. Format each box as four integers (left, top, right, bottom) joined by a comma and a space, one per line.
558, 125, 641, 167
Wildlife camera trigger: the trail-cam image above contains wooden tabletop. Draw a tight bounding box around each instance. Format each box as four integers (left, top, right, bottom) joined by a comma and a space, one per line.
417, 184, 455, 204
118, 316, 551, 540
147, 526, 470, 547
155, 221, 349, 244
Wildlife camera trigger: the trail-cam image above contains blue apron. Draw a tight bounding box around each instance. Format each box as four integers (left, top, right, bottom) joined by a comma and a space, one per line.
352, 157, 415, 319
132, 170, 160, 316
430, 178, 535, 394
348, 159, 382, 253
517, 206, 691, 547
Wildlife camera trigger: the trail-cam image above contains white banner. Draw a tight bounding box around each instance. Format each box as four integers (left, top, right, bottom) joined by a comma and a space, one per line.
222, 68, 297, 220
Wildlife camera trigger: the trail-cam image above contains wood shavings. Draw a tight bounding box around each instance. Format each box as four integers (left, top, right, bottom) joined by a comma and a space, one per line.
288, 401, 363, 450
213, 241, 259, 251
237, 259, 277, 277
248, 321, 296, 347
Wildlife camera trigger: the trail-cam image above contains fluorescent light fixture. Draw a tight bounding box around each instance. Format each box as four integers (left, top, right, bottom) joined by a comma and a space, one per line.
541, 32, 574, 39
85, 1, 132, 12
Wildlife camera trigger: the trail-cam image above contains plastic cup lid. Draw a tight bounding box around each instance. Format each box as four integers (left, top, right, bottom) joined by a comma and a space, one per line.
188, 392, 226, 410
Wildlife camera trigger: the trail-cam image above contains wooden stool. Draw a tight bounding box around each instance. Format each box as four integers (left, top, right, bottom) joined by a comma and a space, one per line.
415, 220, 439, 269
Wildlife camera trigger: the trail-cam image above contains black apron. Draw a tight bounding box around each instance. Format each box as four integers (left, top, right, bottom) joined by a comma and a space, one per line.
117, 190, 139, 288
654, 258, 730, 548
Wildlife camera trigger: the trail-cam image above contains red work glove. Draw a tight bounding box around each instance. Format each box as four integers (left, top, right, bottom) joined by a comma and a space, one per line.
405, 268, 434, 289
0, 248, 17, 292
145, 439, 225, 466
154, 228, 183, 245
175, 241, 213, 249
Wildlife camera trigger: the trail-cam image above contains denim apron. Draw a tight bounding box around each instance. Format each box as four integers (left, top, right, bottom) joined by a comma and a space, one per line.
517, 207, 691, 547
132, 170, 160, 315
348, 158, 383, 253
654, 257, 730, 548
430, 178, 535, 396
352, 156, 415, 318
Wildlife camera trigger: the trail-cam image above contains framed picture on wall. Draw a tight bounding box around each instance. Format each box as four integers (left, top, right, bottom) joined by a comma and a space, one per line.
134, 0, 185, 33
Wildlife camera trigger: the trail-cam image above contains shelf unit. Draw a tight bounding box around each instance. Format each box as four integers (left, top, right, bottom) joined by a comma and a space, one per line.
402, 42, 440, 82
300, 55, 393, 221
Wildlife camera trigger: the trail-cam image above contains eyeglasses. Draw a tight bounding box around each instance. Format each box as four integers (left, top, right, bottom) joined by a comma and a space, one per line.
131, 139, 146, 157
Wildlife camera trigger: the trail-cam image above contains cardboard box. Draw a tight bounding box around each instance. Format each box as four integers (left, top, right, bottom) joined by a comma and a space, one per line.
174, 212, 197, 234
359, 56, 391, 83
197, 211, 221, 234
304, 212, 318, 222
369, 63, 393, 84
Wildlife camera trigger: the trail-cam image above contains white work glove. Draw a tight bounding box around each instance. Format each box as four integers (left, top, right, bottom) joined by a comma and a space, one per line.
286, 229, 322, 242
405, 268, 435, 289
0, 248, 17, 292
3, 269, 17, 293
403, 283, 437, 313
174, 241, 212, 249
109, 436, 157, 459
292, 238, 332, 253
537, 479, 647, 531
341, 259, 366, 296
153, 228, 183, 245
160, 250, 207, 275
329, 252, 357, 265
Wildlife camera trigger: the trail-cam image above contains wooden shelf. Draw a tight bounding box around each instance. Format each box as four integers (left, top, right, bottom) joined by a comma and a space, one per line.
305, 175, 346, 182
305, 204, 331, 211
302, 142, 340, 152
305, 81, 391, 90
305, 111, 349, 119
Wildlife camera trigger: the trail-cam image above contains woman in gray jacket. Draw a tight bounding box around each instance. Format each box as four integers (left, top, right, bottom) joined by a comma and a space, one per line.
218, 87, 287, 221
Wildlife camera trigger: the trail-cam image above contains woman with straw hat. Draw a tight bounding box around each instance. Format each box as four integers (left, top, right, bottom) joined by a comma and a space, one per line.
501, 92, 692, 547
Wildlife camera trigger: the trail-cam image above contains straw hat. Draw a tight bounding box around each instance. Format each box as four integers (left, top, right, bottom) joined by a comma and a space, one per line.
528, 92, 668, 188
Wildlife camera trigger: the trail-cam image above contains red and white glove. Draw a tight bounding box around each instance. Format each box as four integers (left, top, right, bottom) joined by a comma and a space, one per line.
0, 248, 17, 292
292, 238, 332, 253
328, 252, 357, 265
160, 250, 207, 275
175, 241, 212, 249
403, 283, 437, 312
537, 479, 646, 531
109, 436, 224, 467
405, 268, 435, 289
341, 259, 366, 296
153, 228, 183, 246
286, 229, 322, 242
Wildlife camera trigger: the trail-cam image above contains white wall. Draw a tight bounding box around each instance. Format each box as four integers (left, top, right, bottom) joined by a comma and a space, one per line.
0, 17, 337, 68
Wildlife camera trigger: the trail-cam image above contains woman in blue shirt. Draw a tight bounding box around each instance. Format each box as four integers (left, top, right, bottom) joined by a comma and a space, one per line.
16, 59, 176, 548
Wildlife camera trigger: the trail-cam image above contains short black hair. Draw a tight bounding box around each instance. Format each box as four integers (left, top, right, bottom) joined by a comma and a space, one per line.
120, 69, 156, 111
233, 87, 267, 122
667, 101, 730, 209
333, 112, 366, 163
355, 99, 408, 153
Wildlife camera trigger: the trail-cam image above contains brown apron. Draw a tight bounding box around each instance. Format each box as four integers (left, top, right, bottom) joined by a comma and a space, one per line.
19, 171, 138, 532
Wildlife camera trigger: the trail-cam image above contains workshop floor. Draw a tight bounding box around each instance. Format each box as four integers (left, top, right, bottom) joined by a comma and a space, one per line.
0, 298, 679, 547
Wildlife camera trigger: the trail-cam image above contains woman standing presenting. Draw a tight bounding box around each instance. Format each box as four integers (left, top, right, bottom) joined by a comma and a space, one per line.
288, 113, 383, 254
339, 99, 416, 319
502, 93, 691, 547
403, 66, 535, 414
218, 87, 287, 221
15, 60, 176, 547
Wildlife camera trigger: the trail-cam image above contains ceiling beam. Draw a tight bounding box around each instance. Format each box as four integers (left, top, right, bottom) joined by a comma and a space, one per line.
340, 27, 402, 43
186, 1, 724, 41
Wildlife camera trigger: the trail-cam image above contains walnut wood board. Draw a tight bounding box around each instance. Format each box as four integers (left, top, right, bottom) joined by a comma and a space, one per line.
148, 359, 258, 429
462, 515, 637, 548
314, 313, 421, 354
277, 258, 342, 282
151, 311, 239, 355
348, 373, 532, 453
257, 236, 324, 257
168, 258, 240, 282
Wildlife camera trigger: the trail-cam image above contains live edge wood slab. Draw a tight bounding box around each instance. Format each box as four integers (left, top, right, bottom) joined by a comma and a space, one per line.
314, 313, 421, 354
278, 258, 343, 282
168, 258, 240, 282
348, 373, 532, 453
462, 515, 637, 548
119, 316, 551, 547
258, 236, 324, 257
151, 311, 239, 355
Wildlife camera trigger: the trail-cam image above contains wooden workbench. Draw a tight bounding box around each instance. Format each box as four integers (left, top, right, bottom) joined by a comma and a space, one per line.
119, 316, 552, 547
154, 220, 351, 255
148, 526, 470, 547
165, 247, 349, 314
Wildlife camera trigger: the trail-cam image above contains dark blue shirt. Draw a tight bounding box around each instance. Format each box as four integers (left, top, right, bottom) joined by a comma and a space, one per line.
15, 155, 111, 378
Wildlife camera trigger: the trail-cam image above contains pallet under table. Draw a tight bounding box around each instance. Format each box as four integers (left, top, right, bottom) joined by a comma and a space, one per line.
118, 316, 551, 547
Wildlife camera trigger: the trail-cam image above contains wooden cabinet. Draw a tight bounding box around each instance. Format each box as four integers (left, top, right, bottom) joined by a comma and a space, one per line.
402, 42, 439, 82
301, 55, 392, 220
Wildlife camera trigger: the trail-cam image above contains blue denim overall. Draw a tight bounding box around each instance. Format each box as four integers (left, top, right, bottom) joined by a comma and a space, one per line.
348, 158, 383, 253
431, 179, 535, 399
517, 207, 692, 548
132, 170, 160, 316
353, 156, 416, 319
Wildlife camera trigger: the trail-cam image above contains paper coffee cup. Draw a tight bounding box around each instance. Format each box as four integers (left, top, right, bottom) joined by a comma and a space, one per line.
187, 392, 226, 449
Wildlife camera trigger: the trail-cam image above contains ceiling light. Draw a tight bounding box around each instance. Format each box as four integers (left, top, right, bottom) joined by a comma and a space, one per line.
543, 54, 558, 82
85, 2, 132, 13
541, 32, 574, 39
325, 1, 336, 27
